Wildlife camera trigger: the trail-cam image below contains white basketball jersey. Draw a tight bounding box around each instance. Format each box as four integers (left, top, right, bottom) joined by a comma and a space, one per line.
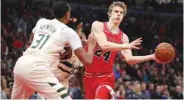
24, 18, 82, 61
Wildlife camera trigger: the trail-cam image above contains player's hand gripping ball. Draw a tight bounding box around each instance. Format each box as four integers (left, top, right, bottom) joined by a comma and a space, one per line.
155, 42, 175, 64
60, 46, 73, 60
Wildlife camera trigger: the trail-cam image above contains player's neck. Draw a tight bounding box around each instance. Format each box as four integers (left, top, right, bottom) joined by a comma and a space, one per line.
57, 18, 67, 24
107, 21, 119, 34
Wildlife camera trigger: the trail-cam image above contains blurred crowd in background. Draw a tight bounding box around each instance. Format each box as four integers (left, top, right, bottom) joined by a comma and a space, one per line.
1, 0, 183, 99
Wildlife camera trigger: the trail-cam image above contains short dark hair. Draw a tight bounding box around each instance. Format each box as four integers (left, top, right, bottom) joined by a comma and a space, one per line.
52, 1, 71, 19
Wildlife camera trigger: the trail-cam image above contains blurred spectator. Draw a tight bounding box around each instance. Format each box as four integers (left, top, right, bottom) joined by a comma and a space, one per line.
1, 87, 8, 99
12, 37, 24, 49
153, 85, 163, 99
162, 90, 170, 99
172, 85, 183, 99
68, 77, 83, 99
134, 81, 143, 98
113, 63, 121, 80
141, 82, 151, 99
148, 83, 156, 99
125, 81, 143, 99
17, 17, 27, 34
115, 84, 126, 99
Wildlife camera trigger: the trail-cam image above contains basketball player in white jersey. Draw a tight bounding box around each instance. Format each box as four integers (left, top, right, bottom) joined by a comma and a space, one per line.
51, 22, 86, 88
11, 1, 96, 99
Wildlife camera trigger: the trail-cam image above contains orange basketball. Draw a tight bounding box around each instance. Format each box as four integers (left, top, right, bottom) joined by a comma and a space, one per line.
155, 43, 175, 63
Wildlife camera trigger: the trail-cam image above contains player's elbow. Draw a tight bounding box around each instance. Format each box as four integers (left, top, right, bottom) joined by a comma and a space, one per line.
126, 60, 135, 65
124, 57, 135, 65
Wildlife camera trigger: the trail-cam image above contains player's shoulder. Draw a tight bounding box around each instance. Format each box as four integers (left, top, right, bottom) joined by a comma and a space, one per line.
92, 21, 103, 25
55, 20, 68, 27
92, 21, 104, 27
62, 27, 76, 35
62, 26, 75, 32
35, 18, 50, 27
37, 18, 48, 23
122, 32, 129, 42
122, 32, 128, 38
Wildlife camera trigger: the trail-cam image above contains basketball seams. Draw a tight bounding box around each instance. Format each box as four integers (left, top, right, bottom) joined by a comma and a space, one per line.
156, 52, 174, 62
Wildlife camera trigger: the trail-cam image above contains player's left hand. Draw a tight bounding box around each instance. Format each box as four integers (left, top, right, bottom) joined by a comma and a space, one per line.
129, 37, 142, 49
76, 22, 83, 37
76, 22, 88, 46
152, 53, 164, 64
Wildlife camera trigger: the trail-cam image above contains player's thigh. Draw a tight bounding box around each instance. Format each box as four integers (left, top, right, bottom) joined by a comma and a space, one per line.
95, 85, 115, 99
83, 76, 95, 99
26, 66, 71, 99
11, 77, 34, 99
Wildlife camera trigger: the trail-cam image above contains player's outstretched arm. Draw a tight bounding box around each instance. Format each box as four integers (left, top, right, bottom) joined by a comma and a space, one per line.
65, 28, 96, 66
92, 21, 142, 51
74, 34, 96, 66
121, 34, 158, 65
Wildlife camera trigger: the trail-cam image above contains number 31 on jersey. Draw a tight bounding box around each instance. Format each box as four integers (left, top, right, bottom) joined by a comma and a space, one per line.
31, 34, 50, 50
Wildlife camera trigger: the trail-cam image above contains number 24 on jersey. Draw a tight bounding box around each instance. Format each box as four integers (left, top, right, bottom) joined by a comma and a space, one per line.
94, 49, 111, 62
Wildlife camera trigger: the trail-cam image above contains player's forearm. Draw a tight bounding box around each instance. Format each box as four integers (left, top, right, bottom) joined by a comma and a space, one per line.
99, 41, 130, 51
125, 54, 154, 65
85, 45, 95, 65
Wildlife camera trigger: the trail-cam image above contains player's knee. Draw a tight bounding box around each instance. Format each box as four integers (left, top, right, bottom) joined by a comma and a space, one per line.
47, 82, 70, 99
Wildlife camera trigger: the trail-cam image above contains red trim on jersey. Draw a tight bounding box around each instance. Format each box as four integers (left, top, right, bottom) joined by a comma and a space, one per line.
104, 22, 122, 37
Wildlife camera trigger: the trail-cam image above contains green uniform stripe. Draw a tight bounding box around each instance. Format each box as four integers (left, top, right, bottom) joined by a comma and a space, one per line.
57, 87, 66, 93
61, 93, 69, 99
47, 82, 56, 87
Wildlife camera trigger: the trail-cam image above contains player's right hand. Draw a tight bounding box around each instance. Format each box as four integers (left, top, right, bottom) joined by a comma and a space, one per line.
125, 37, 142, 49
59, 46, 73, 60
87, 34, 96, 48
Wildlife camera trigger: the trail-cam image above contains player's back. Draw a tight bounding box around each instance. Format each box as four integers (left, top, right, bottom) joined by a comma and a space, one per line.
24, 18, 74, 64
85, 22, 123, 74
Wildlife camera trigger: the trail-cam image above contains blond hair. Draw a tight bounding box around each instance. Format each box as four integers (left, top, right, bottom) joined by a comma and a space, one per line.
108, 1, 127, 16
